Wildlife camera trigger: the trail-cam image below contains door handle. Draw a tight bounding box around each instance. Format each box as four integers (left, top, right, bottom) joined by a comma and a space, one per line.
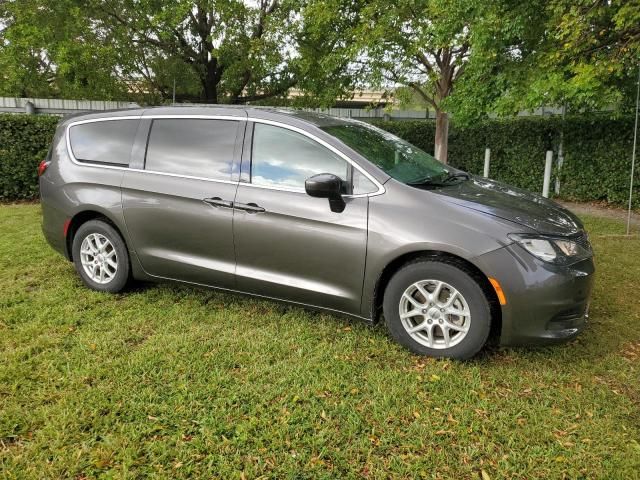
203, 197, 234, 209
235, 202, 266, 213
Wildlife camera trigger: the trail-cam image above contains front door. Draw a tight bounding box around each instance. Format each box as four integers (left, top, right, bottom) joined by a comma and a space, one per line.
122, 117, 242, 288
233, 121, 377, 315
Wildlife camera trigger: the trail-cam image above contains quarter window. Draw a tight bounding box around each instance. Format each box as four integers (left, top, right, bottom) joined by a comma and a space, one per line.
145, 119, 238, 180
69, 119, 139, 165
251, 123, 348, 190
352, 169, 378, 195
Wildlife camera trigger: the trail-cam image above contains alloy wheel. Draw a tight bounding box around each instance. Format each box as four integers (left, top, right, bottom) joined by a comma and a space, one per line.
79, 233, 118, 284
398, 279, 471, 349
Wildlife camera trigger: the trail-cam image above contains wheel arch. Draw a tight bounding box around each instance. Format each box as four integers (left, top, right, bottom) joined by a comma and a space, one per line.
371, 250, 502, 341
65, 209, 127, 261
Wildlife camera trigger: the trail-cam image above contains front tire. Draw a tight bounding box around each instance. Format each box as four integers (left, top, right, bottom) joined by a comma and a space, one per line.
383, 258, 491, 359
72, 220, 130, 293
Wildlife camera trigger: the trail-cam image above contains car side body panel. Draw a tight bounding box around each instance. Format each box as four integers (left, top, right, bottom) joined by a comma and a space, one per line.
120, 112, 246, 289
121, 171, 240, 289
40, 119, 130, 255
233, 185, 369, 315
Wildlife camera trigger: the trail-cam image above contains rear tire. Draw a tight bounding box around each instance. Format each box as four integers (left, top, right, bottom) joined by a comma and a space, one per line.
383, 258, 491, 359
72, 220, 130, 293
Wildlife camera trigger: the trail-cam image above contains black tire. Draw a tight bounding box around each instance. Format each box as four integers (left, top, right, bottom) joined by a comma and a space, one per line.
72, 219, 130, 293
383, 258, 491, 360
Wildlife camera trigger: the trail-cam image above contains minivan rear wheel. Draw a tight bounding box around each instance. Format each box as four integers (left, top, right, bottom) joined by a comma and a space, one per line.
72, 220, 130, 293
383, 259, 491, 359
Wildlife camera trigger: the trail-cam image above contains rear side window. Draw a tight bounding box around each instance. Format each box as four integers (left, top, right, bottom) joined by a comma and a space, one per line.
145, 119, 238, 180
69, 119, 139, 166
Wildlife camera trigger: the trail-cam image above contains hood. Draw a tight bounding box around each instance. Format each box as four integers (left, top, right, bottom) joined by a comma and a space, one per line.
427, 177, 583, 236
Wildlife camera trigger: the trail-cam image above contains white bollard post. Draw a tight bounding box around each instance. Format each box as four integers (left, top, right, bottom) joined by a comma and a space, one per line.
24, 101, 36, 115
542, 150, 553, 198
483, 148, 491, 178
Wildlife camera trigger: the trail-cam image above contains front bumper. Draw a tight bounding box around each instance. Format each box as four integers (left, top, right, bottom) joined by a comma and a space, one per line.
474, 243, 595, 346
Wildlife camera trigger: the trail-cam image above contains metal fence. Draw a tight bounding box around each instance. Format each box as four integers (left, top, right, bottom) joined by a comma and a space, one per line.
297, 107, 431, 120
0, 97, 140, 115
0, 97, 430, 119
0, 96, 582, 119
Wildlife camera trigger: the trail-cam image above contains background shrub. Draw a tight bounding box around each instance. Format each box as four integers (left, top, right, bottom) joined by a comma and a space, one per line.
0, 113, 638, 208
375, 114, 639, 208
0, 114, 59, 200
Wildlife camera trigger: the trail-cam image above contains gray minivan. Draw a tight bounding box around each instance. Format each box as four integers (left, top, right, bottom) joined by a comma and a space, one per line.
39, 106, 594, 359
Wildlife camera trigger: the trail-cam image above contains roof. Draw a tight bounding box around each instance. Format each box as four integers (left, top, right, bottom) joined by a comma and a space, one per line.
62, 105, 353, 129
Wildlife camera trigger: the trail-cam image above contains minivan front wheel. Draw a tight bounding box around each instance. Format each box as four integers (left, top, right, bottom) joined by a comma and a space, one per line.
72, 220, 130, 293
383, 259, 491, 359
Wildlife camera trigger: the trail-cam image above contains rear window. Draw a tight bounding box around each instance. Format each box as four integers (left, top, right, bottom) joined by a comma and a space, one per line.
69, 119, 139, 166
144, 119, 238, 181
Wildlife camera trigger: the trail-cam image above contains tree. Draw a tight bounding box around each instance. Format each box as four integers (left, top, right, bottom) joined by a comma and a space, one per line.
89, 0, 303, 103
491, 0, 640, 114
351, 0, 546, 163
0, 0, 128, 99
352, 0, 475, 163
0, 0, 355, 105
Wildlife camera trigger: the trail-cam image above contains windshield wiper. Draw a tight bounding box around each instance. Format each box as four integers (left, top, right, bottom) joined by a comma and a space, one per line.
407, 175, 437, 186
441, 172, 471, 183
408, 172, 470, 187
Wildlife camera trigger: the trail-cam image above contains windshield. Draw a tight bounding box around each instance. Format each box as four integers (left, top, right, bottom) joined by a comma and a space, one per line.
320, 122, 449, 184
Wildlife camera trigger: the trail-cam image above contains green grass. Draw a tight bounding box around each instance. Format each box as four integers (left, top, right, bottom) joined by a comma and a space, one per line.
1, 204, 639, 479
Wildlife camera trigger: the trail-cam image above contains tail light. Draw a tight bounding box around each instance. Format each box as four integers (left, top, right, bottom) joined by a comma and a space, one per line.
38, 160, 50, 176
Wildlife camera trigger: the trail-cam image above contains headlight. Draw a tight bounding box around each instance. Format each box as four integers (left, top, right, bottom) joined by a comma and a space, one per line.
508, 234, 592, 266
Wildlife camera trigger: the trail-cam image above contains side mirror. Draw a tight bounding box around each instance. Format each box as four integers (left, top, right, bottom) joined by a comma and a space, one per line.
305, 173, 346, 213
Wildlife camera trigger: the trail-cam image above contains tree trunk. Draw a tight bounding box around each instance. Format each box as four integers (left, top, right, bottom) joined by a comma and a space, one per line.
202, 81, 218, 103
201, 74, 218, 103
434, 109, 449, 164
200, 60, 220, 103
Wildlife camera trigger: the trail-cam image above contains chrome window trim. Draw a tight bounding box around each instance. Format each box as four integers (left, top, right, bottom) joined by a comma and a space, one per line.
123, 167, 239, 185
65, 114, 386, 197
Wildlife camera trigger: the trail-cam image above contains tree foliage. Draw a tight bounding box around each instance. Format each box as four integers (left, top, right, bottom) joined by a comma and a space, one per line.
345, 0, 546, 162
1, 0, 638, 115
89, 0, 304, 103
490, 0, 640, 114
0, 0, 358, 104
0, 0, 128, 99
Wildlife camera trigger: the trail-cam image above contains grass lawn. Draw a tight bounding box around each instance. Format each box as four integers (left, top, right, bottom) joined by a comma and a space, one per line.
1, 203, 639, 479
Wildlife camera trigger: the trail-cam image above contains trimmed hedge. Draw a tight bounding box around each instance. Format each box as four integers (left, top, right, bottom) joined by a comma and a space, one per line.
375, 114, 639, 208
0, 113, 638, 208
0, 114, 59, 200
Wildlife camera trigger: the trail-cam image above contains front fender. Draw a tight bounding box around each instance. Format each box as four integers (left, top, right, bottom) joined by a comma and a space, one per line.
360, 180, 523, 318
